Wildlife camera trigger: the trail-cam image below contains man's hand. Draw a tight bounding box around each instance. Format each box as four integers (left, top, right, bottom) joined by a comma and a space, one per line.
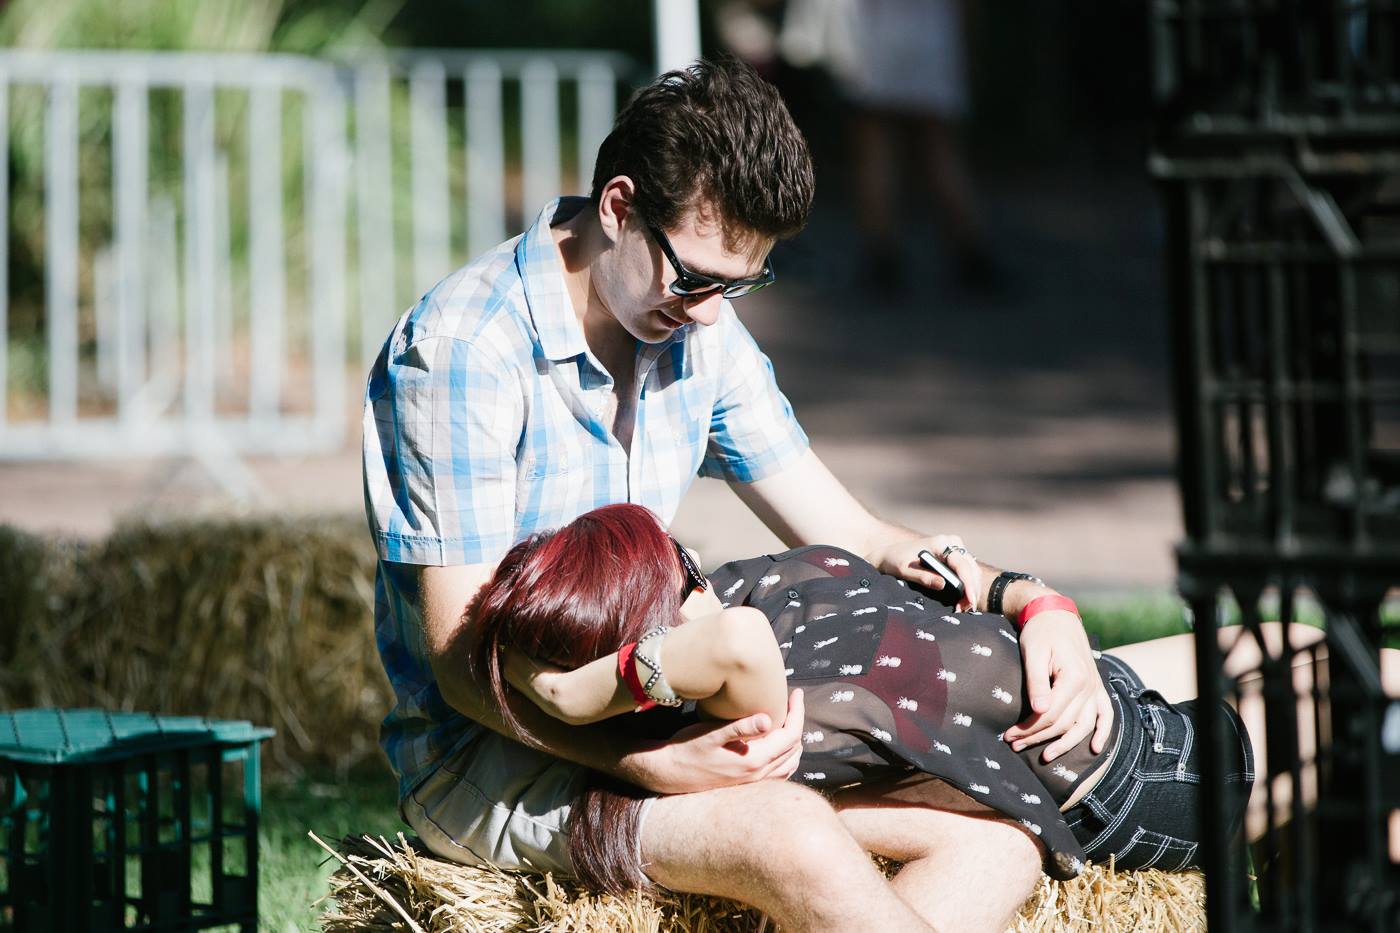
1002, 610, 1114, 762
867, 535, 982, 612
622, 689, 806, 794
730, 451, 979, 611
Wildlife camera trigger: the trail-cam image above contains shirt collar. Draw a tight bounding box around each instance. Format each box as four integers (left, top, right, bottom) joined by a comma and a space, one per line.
517, 197, 589, 362
515, 196, 693, 370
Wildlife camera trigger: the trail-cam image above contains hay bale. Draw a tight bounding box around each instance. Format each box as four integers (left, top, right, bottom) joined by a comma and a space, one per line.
317, 833, 1206, 932
0, 526, 84, 705
0, 516, 390, 775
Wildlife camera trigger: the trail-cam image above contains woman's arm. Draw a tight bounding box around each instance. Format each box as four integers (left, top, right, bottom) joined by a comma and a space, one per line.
505, 606, 789, 726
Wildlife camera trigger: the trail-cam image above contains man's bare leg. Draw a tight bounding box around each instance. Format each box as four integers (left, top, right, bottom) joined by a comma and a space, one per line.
834, 774, 1043, 933
642, 780, 936, 933
850, 111, 898, 251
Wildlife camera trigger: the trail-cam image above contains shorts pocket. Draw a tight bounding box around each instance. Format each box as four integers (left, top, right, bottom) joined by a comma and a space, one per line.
1113, 826, 1199, 871
403, 781, 491, 868
1137, 695, 1194, 777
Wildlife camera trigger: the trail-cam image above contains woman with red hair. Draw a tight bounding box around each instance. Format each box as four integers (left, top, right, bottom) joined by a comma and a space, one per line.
466, 503, 1397, 906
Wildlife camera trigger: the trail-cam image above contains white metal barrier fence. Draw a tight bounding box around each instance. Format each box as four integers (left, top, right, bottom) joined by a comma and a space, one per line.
0, 49, 629, 481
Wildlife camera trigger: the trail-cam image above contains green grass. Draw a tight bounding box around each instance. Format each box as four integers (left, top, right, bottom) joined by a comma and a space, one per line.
1079, 591, 1399, 650
1079, 592, 1192, 648
259, 771, 402, 932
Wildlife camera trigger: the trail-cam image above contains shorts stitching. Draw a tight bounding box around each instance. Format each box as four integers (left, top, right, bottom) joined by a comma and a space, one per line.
1081, 778, 1143, 852
1123, 827, 1168, 870
1096, 778, 1143, 842
1084, 796, 1112, 824
1176, 709, 1194, 777
405, 793, 490, 865
1226, 706, 1255, 784
1089, 692, 1138, 804
418, 766, 574, 837
1119, 826, 1196, 871
1135, 768, 1186, 779
1146, 706, 1165, 746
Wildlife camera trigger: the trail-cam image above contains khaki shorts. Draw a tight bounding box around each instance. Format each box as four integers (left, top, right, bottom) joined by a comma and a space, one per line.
403, 730, 657, 876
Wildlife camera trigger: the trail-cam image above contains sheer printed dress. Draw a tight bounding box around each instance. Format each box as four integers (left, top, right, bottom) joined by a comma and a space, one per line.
706, 546, 1124, 880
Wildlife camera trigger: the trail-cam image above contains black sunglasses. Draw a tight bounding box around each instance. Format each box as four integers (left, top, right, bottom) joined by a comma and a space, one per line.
647, 223, 775, 299
670, 535, 709, 602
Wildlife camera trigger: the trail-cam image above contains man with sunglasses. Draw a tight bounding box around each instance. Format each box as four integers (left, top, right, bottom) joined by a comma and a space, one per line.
364, 56, 1111, 932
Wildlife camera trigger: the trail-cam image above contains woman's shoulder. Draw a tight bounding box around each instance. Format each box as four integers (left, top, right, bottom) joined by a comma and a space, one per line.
706, 554, 774, 605
707, 546, 877, 604
776, 545, 873, 574
712, 545, 873, 578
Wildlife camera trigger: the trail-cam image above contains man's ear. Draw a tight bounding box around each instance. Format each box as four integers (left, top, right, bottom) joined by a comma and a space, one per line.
596, 176, 636, 244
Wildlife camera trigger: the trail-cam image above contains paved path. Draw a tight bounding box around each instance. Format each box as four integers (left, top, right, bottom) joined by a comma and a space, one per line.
0, 166, 1181, 594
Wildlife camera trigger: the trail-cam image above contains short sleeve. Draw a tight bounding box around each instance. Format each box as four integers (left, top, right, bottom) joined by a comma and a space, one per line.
698, 315, 809, 482
363, 334, 522, 566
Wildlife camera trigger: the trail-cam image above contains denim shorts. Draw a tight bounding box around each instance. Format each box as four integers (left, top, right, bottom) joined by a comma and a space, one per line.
1062, 652, 1255, 871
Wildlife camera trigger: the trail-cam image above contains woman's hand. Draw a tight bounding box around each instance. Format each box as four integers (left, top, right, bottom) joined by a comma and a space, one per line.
621, 689, 807, 794
1002, 610, 1115, 762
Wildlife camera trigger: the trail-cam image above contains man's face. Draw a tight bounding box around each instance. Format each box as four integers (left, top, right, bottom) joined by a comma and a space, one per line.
599, 203, 773, 344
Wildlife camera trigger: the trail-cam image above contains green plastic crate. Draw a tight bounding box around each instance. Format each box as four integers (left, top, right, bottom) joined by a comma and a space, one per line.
0, 709, 274, 932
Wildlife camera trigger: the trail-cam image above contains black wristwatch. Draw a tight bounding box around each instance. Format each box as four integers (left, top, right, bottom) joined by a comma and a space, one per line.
987, 571, 1044, 617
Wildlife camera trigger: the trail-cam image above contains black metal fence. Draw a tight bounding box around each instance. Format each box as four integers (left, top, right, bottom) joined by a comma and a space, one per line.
1153, 2, 1400, 929
1151, 0, 1400, 137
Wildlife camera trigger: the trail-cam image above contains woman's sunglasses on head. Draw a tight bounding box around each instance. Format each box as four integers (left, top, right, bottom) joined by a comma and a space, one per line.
670, 536, 709, 602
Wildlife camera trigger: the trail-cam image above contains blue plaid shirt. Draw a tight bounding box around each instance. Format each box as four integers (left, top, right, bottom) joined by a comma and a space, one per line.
362, 198, 810, 799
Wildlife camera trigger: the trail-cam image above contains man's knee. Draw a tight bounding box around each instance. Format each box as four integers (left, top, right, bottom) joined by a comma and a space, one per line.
748, 783, 861, 865
844, 801, 1042, 891
946, 817, 1042, 893
644, 781, 858, 884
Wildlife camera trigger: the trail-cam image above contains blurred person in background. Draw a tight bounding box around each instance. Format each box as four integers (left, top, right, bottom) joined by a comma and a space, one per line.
364, 56, 1107, 933
781, 0, 999, 292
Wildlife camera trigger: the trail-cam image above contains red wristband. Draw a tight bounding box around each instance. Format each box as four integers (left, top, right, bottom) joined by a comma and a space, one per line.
1018, 594, 1079, 632
617, 642, 656, 712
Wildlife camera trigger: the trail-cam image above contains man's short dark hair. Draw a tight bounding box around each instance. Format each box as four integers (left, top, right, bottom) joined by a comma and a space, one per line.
590, 56, 814, 242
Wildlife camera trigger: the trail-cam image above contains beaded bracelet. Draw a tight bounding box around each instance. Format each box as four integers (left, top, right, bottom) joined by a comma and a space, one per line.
632, 626, 684, 708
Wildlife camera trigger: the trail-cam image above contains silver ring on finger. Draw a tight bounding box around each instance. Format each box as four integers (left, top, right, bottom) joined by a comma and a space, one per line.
941, 544, 972, 561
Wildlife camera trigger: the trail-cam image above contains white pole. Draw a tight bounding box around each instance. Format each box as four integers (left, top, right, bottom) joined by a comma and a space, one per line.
520, 59, 561, 221
653, 0, 702, 74
46, 76, 79, 427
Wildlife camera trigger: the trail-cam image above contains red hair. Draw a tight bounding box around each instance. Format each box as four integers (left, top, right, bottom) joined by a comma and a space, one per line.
466, 503, 681, 892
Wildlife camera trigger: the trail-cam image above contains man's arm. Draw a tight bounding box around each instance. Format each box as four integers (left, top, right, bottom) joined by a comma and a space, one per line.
731, 448, 983, 606
419, 563, 805, 793
731, 447, 1110, 758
